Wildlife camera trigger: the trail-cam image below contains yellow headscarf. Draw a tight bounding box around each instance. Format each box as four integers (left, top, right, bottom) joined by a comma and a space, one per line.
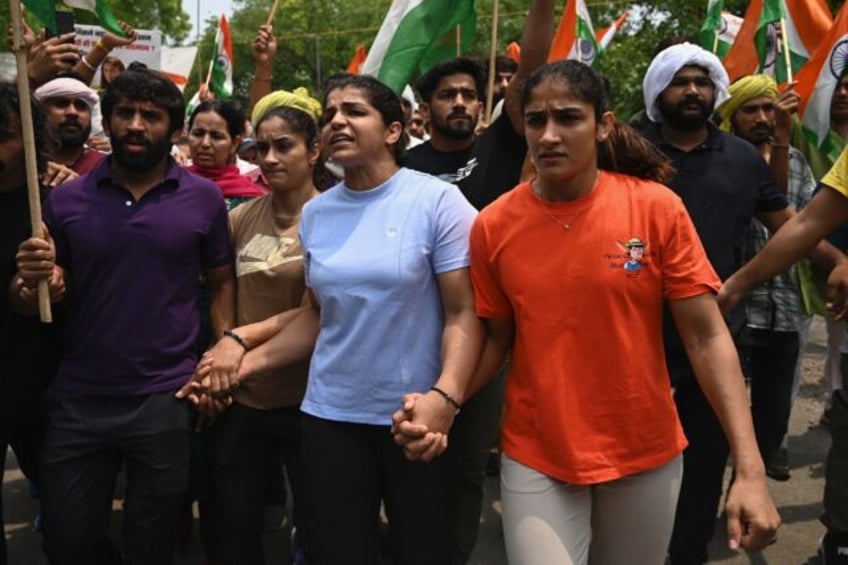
251, 87, 322, 128
718, 75, 780, 132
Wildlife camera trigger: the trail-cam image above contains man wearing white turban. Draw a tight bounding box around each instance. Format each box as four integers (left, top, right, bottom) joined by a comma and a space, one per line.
639, 43, 836, 564
34, 76, 107, 176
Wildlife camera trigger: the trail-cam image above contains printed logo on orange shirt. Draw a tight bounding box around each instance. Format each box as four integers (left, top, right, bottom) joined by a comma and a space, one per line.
614, 237, 649, 278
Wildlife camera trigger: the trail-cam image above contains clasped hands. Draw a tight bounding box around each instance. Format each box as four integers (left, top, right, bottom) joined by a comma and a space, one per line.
391, 390, 459, 462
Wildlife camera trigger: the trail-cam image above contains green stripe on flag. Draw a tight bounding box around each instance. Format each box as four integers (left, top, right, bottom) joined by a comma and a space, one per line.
21, 0, 57, 35
377, 0, 476, 94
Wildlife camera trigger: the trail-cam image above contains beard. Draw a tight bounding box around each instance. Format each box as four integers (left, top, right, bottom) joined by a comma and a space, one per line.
57, 120, 91, 149
658, 96, 713, 131
431, 110, 477, 141
110, 132, 173, 172
745, 123, 775, 145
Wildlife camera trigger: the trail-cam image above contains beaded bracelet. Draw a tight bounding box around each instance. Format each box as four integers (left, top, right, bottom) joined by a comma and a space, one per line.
430, 386, 461, 414
223, 328, 248, 351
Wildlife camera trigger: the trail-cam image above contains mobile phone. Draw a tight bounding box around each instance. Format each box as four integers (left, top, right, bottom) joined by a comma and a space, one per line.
46, 11, 75, 38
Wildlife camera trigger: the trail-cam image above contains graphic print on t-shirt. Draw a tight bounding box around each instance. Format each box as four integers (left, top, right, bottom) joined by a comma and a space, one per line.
611, 237, 650, 277
237, 233, 301, 276
435, 156, 479, 185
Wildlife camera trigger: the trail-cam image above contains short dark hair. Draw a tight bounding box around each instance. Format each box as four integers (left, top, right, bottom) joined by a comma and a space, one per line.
189, 100, 247, 139
0, 82, 54, 174
415, 57, 486, 103
495, 55, 518, 76
101, 69, 185, 135
321, 73, 407, 165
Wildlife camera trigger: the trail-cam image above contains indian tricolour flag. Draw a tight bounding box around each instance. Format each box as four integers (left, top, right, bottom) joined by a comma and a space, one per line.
724, 0, 832, 83
64, 0, 124, 36
547, 0, 598, 66
796, 2, 848, 155
595, 11, 628, 53
699, 1, 727, 57
361, 0, 476, 95
209, 14, 233, 99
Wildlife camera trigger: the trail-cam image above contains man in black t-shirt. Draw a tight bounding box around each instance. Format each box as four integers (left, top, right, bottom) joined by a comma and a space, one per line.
406, 57, 527, 211
639, 44, 845, 564
404, 3, 555, 563
0, 82, 63, 565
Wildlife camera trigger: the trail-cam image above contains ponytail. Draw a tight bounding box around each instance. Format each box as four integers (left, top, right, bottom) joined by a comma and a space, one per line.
599, 121, 676, 185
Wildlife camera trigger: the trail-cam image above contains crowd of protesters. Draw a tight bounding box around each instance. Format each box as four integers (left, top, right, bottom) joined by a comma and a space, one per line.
2, 1, 848, 564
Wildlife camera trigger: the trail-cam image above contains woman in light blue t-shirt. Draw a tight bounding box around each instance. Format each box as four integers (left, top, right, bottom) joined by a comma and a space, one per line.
225, 74, 482, 564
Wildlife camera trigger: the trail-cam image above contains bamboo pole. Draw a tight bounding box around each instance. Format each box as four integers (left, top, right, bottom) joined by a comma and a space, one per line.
779, 17, 792, 83
9, 0, 52, 323
484, 0, 500, 124
204, 18, 222, 91
456, 24, 461, 57
267, 0, 280, 26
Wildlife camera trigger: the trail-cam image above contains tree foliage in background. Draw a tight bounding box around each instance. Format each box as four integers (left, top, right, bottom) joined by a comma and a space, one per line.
0, 0, 191, 46
2, 0, 845, 117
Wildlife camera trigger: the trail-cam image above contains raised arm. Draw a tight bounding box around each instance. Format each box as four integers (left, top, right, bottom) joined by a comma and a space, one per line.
502, 0, 556, 134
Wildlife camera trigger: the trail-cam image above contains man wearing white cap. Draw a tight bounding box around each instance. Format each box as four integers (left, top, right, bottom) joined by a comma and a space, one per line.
640, 43, 796, 564
35, 75, 107, 176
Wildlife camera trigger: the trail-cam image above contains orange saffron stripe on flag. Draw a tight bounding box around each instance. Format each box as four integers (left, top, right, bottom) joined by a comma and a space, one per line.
347, 44, 367, 74
548, 0, 577, 62
796, 2, 848, 118
507, 41, 521, 64
785, 0, 832, 55
723, 0, 763, 83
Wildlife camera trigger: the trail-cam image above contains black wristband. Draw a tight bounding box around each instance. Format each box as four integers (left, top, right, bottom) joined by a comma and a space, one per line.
223, 328, 248, 351
430, 386, 461, 413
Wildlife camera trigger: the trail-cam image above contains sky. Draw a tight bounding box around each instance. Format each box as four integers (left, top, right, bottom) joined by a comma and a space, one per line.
181, 0, 233, 40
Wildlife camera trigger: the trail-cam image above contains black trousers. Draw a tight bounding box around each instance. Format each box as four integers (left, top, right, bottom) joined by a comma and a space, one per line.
746, 329, 800, 463
668, 367, 730, 565
447, 367, 506, 565
0, 408, 45, 565
299, 413, 450, 565
201, 402, 303, 564
824, 389, 848, 533
40, 390, 191, 565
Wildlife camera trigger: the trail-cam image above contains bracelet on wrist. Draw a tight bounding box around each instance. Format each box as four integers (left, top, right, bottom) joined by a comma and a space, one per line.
223, 328, 248, 351
95, 39, 109, 51
430, 386, 461, 414
80, 56, 95, 71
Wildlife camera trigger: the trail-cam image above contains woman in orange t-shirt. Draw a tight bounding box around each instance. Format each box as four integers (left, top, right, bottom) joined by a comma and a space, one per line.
393, 60, 780, 564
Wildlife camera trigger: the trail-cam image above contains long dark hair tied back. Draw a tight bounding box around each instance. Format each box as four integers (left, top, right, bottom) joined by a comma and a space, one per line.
522, 60, 675, 185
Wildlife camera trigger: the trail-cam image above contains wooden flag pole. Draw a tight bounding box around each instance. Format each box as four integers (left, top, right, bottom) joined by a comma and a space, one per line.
204, 19, 222, 90
456, 24, 461, 57
484, 0, 500, 125
712, 31, 719, 55
267, 0, 280, 26
9, 0, 52, 323
779, 17, 793, 83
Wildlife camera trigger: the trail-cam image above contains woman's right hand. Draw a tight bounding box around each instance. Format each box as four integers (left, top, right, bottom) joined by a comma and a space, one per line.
205, 336, 247, 396
391, 393, 450, 462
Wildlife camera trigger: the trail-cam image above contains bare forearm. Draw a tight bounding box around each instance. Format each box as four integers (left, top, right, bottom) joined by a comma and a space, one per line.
249, 62, 273, 109
686, 331, 765, 476
240, 306, 319, 380
504, 0, 555, 131
465, 335, 509, 399
808, 239, 848, 270
234, 307, 306, 350
208, 278, 236, 340
436, 311, 485, 404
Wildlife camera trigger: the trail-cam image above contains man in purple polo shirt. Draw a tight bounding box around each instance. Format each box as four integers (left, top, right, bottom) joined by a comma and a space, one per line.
15, 68, 236, 564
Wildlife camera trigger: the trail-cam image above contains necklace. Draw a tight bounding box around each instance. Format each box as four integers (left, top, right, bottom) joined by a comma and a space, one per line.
531, 172, 600, 231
